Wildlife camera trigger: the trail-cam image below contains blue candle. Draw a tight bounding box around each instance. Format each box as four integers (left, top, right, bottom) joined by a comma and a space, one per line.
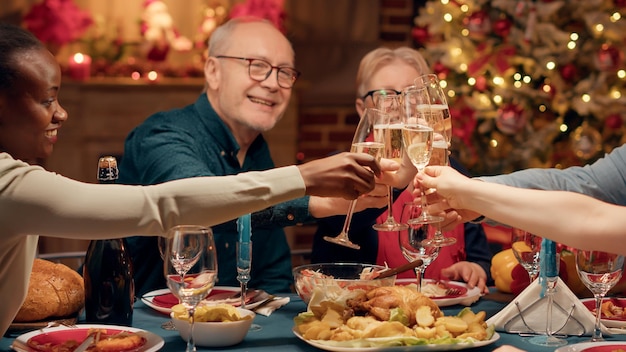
539, 238, 557, 297
237, 213, 251, 243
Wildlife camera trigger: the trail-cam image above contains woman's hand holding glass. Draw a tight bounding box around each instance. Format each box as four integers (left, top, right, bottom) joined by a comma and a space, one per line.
164, 225, 217, 352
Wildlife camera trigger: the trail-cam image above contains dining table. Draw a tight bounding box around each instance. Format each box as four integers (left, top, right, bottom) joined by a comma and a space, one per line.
2, 288, 626, 352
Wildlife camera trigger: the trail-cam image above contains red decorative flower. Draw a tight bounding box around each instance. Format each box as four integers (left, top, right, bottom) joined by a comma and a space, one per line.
23, 0, 93, 46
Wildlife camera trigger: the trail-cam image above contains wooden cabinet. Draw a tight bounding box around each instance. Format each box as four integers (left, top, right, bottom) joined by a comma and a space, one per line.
39, 77, 298, 255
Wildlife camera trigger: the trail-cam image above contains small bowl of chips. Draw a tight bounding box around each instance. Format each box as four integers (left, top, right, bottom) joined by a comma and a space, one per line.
170, 303, 255, 347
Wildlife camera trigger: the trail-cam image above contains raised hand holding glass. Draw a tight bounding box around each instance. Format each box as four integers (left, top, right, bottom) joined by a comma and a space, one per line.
324, 108, 385, 249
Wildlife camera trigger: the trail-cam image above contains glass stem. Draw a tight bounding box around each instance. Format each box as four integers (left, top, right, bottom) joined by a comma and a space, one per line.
593, 295, 603, 341
240, 282, 247, 309
186, 307, 196, 352
384, 186, 394, 223
341, 200, 358, 235
414, 267, 423, 292
546, 280, 556, 337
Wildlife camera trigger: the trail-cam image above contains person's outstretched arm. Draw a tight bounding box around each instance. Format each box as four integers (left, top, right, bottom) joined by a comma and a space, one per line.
416, 165, 626, 255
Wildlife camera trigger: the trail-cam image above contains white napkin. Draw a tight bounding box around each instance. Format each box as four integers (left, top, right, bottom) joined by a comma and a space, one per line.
254, 296, 290, 317
487, 277, 624, 336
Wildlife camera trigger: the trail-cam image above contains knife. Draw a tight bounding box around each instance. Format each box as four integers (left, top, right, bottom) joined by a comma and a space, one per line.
377, 259, 424, 279
74, 334, 95, 352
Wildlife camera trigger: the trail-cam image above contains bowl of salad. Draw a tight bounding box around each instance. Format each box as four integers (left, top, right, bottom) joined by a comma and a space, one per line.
293, 263, 396, 305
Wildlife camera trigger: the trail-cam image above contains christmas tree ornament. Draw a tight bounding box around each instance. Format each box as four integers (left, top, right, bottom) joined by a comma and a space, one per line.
433, 62, 449, 78
615, 0, 626, 7
493, 17, 512, 38
464, 11, 491, 40
571, 122, 603, 160
604, 114, 623, 130
411, 25, 431, 45
496, 103, 527, 135
595, 44, 622, 71
559, 63, 578, 83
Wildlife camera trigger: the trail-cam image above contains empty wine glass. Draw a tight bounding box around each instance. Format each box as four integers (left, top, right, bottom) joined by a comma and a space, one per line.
324, 108, 385, 249
398, 202, 441, 292
576, 249, 625, 342
511, 229, 542, 282
401, 86, 442, 224
372, 93, 407, 232
164, 225, 217, 352
158, 235, 178, 331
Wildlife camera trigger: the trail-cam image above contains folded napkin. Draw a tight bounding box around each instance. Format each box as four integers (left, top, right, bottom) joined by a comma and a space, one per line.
487, 277, 623, 336
254, 296, 290, 317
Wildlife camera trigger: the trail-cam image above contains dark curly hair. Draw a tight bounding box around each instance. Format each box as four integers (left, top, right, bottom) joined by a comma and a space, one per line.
0, 23, 44, 92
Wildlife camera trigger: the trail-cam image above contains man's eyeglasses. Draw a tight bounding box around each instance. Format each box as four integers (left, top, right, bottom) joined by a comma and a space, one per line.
361, 89, 402, 101
214, 55, 301, 89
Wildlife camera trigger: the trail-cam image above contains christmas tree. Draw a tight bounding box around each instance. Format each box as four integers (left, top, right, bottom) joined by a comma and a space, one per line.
412, 0, 626, 175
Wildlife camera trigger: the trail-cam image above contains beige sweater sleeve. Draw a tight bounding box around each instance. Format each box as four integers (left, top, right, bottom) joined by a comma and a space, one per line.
0, 153, 307, 335
0, 153, 306, 239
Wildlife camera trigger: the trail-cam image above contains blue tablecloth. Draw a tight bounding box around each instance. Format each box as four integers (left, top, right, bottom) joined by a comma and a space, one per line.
3, 292, 626, 351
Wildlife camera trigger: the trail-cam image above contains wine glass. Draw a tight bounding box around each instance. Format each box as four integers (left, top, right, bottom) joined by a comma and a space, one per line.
511, 228, 542, 282
398, 201, 441, 292
158, 235, 178, 331
236, 241, 251, 308
401, 86, 442, 224
324, 108, 385, 249
414, 74, 452, 146
576, 249, 625, 342
372, 93, 408, 232
164, 225, 218, 352
528, 239, 567, 347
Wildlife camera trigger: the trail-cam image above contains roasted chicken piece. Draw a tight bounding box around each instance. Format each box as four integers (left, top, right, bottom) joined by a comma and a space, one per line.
347, 286, 442, 326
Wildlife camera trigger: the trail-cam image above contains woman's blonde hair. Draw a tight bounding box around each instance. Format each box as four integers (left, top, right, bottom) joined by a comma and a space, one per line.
355, 46, 431, 98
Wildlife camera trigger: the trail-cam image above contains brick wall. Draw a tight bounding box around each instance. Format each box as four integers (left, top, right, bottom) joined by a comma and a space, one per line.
296, 0, 415, 162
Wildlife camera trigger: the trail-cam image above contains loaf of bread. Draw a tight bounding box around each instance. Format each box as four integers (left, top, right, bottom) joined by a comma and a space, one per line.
14, 258, 85, 322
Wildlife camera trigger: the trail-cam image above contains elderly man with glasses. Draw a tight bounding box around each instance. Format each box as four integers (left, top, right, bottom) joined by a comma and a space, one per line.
117, 17, 388, 296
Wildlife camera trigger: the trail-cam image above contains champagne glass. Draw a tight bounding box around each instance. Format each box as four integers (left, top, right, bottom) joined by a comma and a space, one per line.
398, 202, 441, 292
576, 249, 625, 342
236, 241, 251, 308
528, 239, 567, 347
324, 108, 385, 249
164, 225, 217, 352
401, 86, 442, 224
372, 93, 408, 232
415, 74, 452, 146
511, 228, 542, 282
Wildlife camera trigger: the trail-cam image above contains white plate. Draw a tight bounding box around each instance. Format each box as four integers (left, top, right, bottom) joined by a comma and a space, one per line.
141, 286, 270, 314
395, 279, 481, 307
11, 324, 164, 352
293, 329, 499, 351
555, 340, 626, 352
580, 297, 626, 329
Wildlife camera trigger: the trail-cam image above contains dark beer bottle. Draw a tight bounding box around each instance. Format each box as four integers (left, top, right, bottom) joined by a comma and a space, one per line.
83, 156, 135, 325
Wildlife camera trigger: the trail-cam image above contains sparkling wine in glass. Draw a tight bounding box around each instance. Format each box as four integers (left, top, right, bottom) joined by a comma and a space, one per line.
398, 202, 441, 292
401, 86, 443, 225
164, 225, 217, 352
372, 97, 407, 232
576, 249, 625, 342
415, 74, 452, 145
511, 229, 542, 282
324, 108, 384, 249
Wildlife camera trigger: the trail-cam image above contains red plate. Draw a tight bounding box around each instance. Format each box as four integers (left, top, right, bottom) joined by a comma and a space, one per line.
151, 288, 260, 309
581, 345, 626, 352
27, 328, 145, 352
581, 297, 626, 321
